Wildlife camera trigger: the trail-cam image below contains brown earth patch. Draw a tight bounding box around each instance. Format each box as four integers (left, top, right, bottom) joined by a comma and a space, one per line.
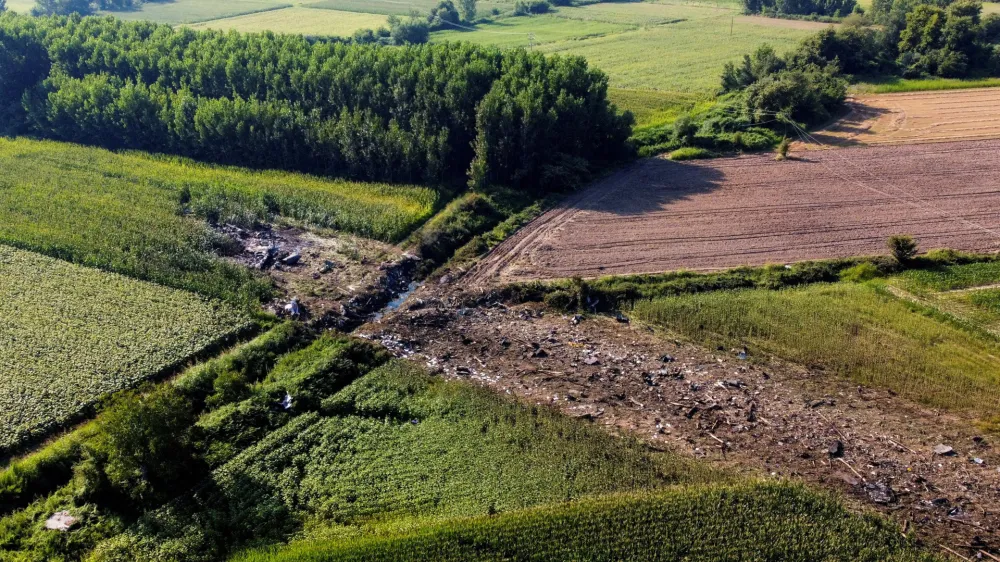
470, 139, 1000, 283
803, 88, 1000, 148
360, 290, 1000, 555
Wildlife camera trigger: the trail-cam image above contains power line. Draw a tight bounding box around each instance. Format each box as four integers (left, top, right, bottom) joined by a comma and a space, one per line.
783, 117, 1000, 242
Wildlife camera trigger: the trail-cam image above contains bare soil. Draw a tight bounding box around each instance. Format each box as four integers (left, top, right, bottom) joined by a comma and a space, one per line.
219, 224, 416, 325
471, 139, 1000, 283
360, 288, 1000, 555
805, 88, 1000, 148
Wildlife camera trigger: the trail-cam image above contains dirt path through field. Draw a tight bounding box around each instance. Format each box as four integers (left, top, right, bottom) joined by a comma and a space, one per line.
471, 139, 1000, 284
362, 293, 1000, 554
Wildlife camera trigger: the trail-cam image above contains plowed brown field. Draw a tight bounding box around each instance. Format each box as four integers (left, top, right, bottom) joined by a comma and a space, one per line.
472, 139, 1000, 283
804, 87, 1000, 147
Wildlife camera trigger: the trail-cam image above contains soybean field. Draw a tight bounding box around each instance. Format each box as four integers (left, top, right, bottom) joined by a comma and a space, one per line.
0, 245, 250, 453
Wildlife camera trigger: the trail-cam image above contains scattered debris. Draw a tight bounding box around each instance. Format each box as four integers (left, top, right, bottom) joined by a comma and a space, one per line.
280, 393, 293, 411
283, 298, 302, 319
828, 440, 844, 458
864, 482, 895, 504
934, 444, 956, 456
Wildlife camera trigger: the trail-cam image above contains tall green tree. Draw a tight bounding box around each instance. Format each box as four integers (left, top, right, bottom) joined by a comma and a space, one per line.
458, 0, 477, 22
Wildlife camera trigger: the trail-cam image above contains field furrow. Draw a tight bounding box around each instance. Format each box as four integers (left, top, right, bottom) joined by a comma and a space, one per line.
473, 138, 1000, 282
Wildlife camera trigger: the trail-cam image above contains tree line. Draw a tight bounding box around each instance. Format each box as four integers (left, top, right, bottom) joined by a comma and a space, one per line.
0, 13, 632, 192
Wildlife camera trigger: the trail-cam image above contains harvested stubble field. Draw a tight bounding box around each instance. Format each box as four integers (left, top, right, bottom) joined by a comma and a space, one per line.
806, 87, 1000, 147
473, 139, 1000, 282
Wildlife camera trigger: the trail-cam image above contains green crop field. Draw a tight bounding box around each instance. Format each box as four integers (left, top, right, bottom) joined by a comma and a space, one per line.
0, 245, 250, 453
240, 484, 932, 562
305, 0, 507, 16
102, 0, 294, 24
631, 271, 1000, 416
187, 7, 388, 36
0, 345, 932, 562
432, 14, 632, 48
537, 15, 816, 92
0, 138, 436, 305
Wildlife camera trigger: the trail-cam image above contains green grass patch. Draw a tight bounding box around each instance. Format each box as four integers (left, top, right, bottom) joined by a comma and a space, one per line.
668, 146, 715, 160
0, 245, 251, 454
555, 1, 734, 26
0, 138, 436, 305
852, 76, 1000, 94
105, 0, 294, 24
537, 12, 815, 92
304, 0, 506, 16
236, 483, 933, 562
631, 281, 1000, 415
608, 88, 707, 128
431, 14, 632, 49
897, 260, 1000, 293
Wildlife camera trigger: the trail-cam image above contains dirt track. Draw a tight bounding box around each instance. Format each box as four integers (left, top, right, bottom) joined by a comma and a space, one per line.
471, 139, 1000, 283
806, 88, 1000, 147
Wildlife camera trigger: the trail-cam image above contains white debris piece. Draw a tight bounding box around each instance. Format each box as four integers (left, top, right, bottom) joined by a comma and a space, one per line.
284, 298, 301, 318
280, 393, 293, 410
45, 511, 78, 531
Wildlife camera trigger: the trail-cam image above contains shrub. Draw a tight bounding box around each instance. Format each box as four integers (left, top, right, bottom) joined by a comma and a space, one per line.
513, 0, 550, 15
669, 147, 714, 160
74, 387, 201, 510
775, 137, 791, 160
428, 0, 461, 29
671, 114, 698, 145
888, 235, 918, 265
839, 262, 880, 282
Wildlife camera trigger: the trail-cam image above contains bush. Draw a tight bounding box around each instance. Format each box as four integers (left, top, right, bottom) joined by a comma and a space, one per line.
74, 387, 201, 510
513, 0, 550, 14
888, 235, 918, 265
427, 0, 460, 30
669, 147, 714, 160
775, 137, 791, 160
839, 262, 880, 282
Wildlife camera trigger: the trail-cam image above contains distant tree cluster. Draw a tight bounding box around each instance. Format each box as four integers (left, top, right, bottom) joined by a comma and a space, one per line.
792, 1, 1000, 78
742, 0, 856, 18
0, 13, 632, 193
720, 44, 847, 126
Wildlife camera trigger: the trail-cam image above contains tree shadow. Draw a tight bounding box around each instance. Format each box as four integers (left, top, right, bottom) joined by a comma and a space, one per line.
558, 156, 730, 217
805, 102, 892, 148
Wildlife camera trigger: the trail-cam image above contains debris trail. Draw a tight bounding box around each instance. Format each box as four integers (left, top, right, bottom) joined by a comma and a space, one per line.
361, 289, 1000, 552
